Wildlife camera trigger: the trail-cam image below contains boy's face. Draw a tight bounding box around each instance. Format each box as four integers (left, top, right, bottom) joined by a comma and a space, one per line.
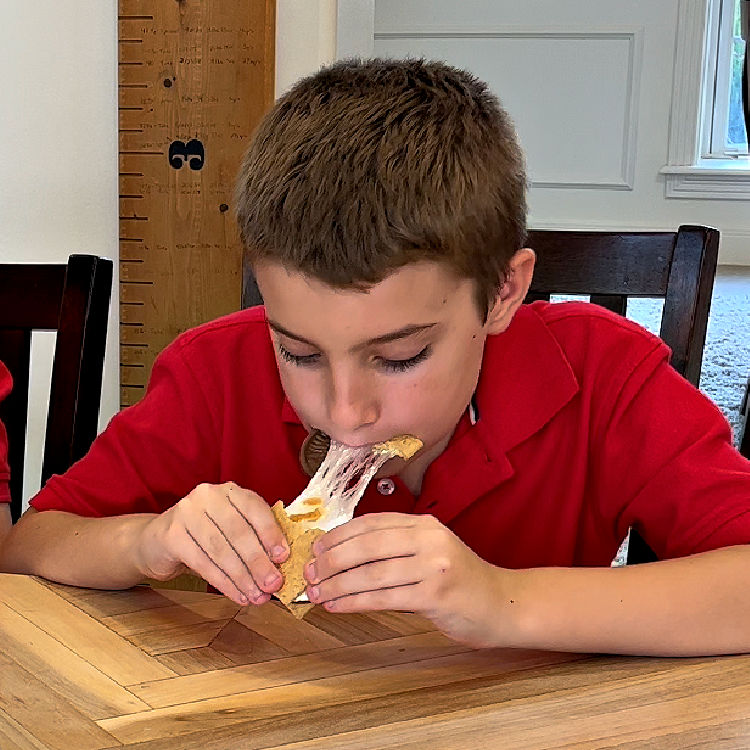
255, 254, 533, 484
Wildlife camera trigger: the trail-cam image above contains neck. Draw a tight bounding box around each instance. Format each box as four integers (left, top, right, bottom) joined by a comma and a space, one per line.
396, 430, 454, 497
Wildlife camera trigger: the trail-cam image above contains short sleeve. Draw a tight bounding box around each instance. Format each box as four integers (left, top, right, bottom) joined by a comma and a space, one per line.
30, 341, 221, 517
0, 360, 11, 503
592, 350, 750, 559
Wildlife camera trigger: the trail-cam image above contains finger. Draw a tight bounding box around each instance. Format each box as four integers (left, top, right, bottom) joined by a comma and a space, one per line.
322, 583, 423, 614
314, 512, 417, 555
183, 520, 269, 604
178, 528, 253, 606
202, 510, 282, 595
224, 484, 290, 562
306, 527, 417, 584
308, 558, 422, 605
203, 501, 284, 594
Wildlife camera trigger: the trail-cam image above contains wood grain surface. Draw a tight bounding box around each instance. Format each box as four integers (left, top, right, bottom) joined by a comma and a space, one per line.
1, 573, 749, 749
118, 0, 275, 409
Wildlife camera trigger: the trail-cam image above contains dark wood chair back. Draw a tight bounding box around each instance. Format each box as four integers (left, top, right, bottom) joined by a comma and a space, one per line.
526, 225, 720, 563
0, 255, 113, 521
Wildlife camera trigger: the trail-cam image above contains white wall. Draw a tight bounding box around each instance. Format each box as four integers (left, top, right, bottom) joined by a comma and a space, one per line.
0, 2, 119, 504
276, 0, 337, 95
341, 0, 750, 264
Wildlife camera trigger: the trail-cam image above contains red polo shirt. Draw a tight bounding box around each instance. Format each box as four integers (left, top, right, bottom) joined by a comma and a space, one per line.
0, 360, 11, 503
31, 303, 750, 567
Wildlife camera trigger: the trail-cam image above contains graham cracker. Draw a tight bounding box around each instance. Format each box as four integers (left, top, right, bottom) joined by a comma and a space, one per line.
271, 501, 325, 618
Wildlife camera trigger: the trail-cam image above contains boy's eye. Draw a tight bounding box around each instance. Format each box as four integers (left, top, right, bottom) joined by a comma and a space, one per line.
378, 346, 431, 373
278, 343, 320, 367
277, 342, 432, 373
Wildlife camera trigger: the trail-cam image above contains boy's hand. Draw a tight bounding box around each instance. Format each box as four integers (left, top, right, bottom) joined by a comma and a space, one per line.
304, 513, 507, 648
137, 482, 290, 606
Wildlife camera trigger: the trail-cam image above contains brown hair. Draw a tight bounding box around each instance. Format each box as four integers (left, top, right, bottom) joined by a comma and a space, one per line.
235, 58, 527, 319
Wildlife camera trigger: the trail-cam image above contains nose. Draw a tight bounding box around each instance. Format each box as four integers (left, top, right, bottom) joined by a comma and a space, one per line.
325, 367, 379, 439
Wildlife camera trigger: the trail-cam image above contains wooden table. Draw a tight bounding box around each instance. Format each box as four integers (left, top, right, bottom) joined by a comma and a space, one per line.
2, 574, 750, 749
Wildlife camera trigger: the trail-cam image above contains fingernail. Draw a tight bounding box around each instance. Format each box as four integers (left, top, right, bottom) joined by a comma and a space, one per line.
264, 573, 281, 588
306, 560, 318, 583
308, 585, 320, 602
239, 594, 249, 605
272, 545, 287, 562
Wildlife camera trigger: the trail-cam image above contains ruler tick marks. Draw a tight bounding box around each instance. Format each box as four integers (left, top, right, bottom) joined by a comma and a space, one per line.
118, 0, 274, 409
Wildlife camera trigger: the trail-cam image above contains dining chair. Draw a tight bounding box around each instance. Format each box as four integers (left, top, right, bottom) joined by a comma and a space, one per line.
0, 254, 113, 522
525, 224, 720, 563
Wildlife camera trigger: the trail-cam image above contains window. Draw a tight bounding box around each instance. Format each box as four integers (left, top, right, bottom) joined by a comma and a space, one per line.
662, 0, 750, 199
704, 0, 748, 157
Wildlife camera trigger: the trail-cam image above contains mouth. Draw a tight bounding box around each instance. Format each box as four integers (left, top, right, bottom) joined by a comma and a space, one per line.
300, 429, 421, 478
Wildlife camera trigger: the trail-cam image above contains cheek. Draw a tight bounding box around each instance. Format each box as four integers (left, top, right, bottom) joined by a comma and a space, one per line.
391, 349, 481, 428
276, 363, 322, 422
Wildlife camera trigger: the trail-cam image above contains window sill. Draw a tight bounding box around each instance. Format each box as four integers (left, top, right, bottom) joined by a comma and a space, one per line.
661, 159, 750, 199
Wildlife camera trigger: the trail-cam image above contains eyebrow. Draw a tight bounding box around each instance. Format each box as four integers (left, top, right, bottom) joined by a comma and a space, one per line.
267, 320, 438, 351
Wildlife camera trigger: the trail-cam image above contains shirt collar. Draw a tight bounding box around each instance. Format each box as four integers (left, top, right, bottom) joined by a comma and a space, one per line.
475, 303, 579, 459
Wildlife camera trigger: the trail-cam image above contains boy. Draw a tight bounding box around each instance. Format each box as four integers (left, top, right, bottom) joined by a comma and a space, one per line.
2, 59, 750, 656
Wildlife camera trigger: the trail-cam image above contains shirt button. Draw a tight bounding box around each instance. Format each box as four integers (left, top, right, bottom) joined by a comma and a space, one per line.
376, 478, 396, 495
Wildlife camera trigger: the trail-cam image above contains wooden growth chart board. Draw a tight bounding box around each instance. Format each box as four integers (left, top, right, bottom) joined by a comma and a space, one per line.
118, 0, 275, 408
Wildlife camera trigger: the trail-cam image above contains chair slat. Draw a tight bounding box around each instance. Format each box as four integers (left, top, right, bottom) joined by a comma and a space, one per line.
0, 255, 113, 521
0, 266, 66, 329
527, 232, 674, 296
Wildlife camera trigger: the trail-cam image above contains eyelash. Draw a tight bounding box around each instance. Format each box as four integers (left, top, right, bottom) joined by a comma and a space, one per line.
277, 344, 431, 373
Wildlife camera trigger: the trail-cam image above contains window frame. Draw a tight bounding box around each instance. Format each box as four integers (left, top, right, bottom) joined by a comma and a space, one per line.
703, 0, 747, 156
661, 0, 750, 199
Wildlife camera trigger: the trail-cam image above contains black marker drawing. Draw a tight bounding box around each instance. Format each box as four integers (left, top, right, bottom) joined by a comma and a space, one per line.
168, 139, 205, 170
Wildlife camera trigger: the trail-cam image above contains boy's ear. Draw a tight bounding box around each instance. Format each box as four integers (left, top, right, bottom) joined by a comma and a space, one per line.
485, 248, 536, 334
